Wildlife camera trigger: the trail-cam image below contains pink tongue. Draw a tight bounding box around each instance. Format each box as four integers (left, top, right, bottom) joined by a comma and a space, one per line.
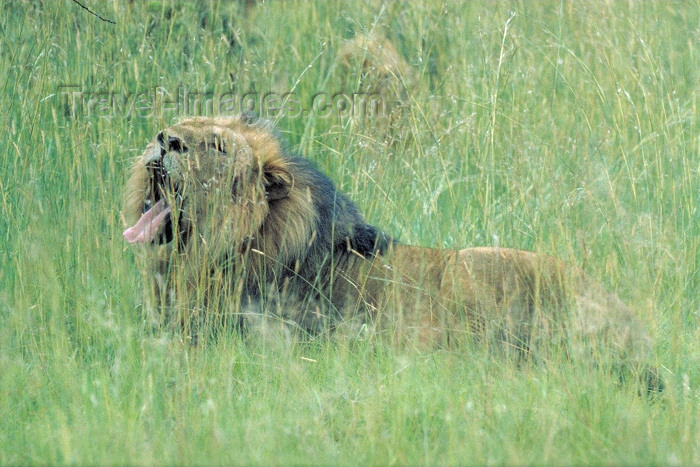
123, 199, 171, 244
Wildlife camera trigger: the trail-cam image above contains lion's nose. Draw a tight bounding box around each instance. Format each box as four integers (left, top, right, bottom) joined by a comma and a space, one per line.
143, 144, 162, 164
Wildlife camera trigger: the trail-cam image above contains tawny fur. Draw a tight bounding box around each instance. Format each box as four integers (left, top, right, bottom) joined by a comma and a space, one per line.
123, 116, 660, 390
338, 32, 415, 93
336, 32, 416, 146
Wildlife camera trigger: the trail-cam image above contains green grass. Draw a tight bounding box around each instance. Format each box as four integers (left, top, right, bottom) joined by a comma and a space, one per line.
1, 0, 697, 464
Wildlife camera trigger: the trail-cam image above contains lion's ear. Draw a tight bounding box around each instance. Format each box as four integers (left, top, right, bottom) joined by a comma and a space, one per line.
263, 163, 294, 201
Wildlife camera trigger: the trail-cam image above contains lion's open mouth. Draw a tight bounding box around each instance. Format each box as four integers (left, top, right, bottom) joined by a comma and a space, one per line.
123, 158, 185, 245
123, 199, 172, 244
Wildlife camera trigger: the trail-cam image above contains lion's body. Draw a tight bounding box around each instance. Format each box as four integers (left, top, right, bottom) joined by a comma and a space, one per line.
123, 116, 659, 390
311, 244, 647, 363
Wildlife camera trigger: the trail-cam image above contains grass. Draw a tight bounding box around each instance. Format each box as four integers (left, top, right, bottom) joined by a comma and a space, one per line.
0, 0, 697, 464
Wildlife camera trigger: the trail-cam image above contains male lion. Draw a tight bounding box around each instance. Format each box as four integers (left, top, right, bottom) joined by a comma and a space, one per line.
123, 115, 661, 391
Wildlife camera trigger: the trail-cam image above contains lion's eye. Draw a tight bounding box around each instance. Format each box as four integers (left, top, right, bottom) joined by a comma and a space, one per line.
168, 136, 187, 153
157, 131, 187, 153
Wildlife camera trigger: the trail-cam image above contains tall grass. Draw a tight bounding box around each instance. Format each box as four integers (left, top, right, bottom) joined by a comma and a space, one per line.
1, 0, 697, 464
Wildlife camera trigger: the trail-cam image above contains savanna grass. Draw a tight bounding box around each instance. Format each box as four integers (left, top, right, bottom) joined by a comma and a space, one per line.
0, 1, 697, 464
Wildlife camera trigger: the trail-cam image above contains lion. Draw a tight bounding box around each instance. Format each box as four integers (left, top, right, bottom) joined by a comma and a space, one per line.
336, 32, 416, 146
337, 32, 415, 95
123, 115, 662, 392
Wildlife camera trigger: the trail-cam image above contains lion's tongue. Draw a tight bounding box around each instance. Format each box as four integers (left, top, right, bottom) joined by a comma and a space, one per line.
123, 199, 171, 244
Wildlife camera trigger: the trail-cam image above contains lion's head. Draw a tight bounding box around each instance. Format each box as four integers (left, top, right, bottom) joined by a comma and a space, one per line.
124, 116, 320, 263
123, 116, 388, 276
337, 32, 414, 94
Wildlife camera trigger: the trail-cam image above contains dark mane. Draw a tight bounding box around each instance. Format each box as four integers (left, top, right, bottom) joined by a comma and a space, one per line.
284, 156, 392, 258
263, 156, 392, 309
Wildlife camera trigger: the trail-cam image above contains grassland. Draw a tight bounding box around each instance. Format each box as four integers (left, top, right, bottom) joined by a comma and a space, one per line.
0, 0, 697, 464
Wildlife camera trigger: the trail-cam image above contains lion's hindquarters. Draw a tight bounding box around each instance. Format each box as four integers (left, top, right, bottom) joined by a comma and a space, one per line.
447, 248, 652, 368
